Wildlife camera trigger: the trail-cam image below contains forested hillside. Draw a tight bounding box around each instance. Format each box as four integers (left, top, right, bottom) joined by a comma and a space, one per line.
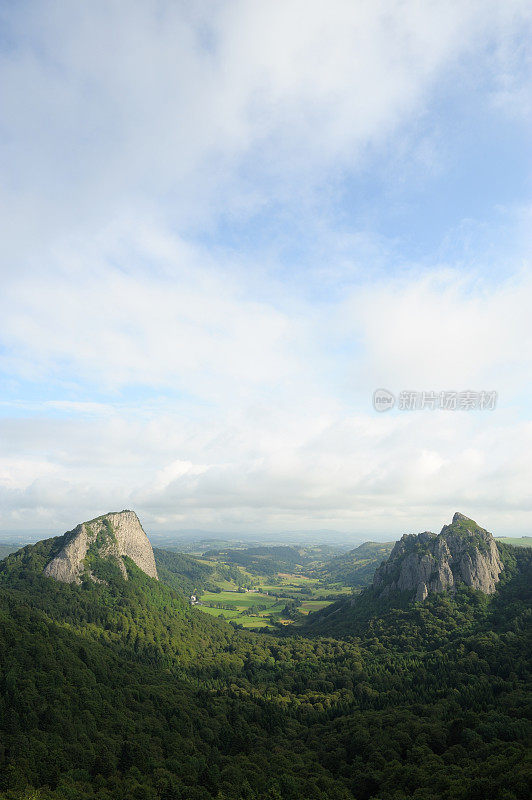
153, 547, 216, 595
317, 541, 394, 588
0, 537, 530, 800
201, 544, 342, 576
154, 547, 253, 595
0, 545, 20, 561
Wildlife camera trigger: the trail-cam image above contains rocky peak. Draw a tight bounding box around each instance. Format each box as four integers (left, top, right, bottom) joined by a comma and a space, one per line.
451, 511, 469, 523
43, 510, 158, 584
373, 512, 503, 602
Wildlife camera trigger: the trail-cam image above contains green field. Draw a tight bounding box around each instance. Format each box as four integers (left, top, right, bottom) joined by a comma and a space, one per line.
310, 584, 353, 598
299, 599, 333, 614
258, 577, 318, 591
496, 536, 532, 547
200, 589, 279, 608
238, 617, 274, 628
197, 580, 341, 628
275, 574, 318, 584
196, 589, 284, 628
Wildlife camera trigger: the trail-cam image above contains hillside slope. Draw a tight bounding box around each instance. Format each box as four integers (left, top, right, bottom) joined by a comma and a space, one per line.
153, 547, 216, 596
0, 520, 530, 800
318, 540, 394, 587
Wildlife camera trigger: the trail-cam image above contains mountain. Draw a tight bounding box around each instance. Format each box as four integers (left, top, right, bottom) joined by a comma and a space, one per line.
43, 510, 158, 583
317, 540, 394, 587
308, 512, 521, 638
373, 512, 503, 601
0, 511, 530, 799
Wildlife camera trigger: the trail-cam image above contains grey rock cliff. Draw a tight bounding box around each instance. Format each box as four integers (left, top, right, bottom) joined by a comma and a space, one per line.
373, 512, 503, 601
43, 510, 158, 584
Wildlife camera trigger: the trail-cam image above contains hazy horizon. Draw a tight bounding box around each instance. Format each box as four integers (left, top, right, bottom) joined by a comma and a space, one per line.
0, 513, 527, 548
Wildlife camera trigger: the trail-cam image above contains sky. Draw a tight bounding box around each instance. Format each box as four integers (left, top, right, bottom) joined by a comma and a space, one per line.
0, 0, 531, 540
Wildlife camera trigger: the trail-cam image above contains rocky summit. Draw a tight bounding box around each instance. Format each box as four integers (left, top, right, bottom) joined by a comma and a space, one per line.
43, 510, 158, 583
373, 512, 503, 601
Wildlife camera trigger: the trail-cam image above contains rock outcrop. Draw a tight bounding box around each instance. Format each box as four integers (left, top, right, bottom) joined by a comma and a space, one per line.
43, 510, 158, 584
373, 512, 503, 601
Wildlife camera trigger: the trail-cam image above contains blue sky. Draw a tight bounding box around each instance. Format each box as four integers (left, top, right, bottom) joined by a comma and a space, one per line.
0, 1, 531, 538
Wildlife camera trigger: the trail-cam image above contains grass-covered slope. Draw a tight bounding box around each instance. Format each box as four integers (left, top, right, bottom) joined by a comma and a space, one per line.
496, 535, 532, 547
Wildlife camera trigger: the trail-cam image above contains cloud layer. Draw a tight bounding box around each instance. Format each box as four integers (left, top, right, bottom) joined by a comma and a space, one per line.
0, 1, 531, 536
2, 248, 531, 536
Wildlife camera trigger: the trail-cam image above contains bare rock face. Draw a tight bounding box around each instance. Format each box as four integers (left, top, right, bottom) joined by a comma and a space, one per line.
373, 512, 503, 601
43, 510, 158, 584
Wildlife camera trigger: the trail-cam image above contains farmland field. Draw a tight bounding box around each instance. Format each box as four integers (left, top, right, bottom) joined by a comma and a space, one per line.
196, 581, 342, 628
181, 542, 387, 628
299, 599, 333, 614
200, 590, 279, 608
196, 589, 285, 628
496, 536, 532, 547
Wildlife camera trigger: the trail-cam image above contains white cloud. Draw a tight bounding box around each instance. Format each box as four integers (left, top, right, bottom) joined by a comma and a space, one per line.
1, 0, 529, 256
0, 225, 308, 399
1, 403, 532, 536
0, 1, 531, 535
1, 225, 531, 537
340, 269, 532, 395
1, 214, 532, 534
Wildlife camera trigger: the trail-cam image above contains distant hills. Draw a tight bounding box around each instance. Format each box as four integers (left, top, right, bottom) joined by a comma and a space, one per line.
153, 547, 252, 596
317, 540, 395, 587
201, 543, 342, 576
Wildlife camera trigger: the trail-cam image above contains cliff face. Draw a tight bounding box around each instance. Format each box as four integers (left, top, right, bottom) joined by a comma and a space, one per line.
43, 510, 158, 584
373, 512, 503, 601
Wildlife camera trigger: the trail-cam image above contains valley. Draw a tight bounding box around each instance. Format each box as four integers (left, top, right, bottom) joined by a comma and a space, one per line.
0, 511, 529, 800
157, 543, 376, 629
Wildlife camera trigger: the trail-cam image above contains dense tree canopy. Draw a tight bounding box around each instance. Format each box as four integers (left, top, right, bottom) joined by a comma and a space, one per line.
0, 539, 530, 799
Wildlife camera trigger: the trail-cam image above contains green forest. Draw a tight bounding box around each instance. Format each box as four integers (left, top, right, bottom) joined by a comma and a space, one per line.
0, 536, 530, 800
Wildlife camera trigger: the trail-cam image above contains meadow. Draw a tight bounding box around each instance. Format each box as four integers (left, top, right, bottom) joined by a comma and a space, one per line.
196, 580, 335, 627
496, 536, 532, 547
